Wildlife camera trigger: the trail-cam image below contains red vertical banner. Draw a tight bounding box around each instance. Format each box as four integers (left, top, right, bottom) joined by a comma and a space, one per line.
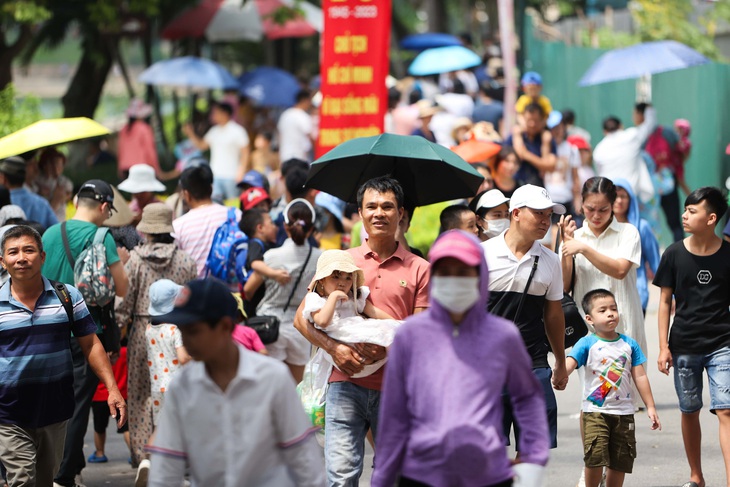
316, 0, 392, 158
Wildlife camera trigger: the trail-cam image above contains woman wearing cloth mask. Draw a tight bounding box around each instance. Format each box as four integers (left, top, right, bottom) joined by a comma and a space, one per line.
471, 189, 510, 242
558, 176, 647, 378
612, 178, 660, 315
373, 230, 549, 487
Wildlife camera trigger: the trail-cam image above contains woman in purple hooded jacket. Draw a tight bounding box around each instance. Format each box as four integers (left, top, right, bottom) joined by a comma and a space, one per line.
372, 230, 550, 487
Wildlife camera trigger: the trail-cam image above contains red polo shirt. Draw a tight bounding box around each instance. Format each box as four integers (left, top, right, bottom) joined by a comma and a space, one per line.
329, 240, 430, 390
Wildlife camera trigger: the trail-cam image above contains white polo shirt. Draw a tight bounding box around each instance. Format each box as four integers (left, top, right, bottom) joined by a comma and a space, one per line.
482, 231, 563, 368
204, 121, 249, 180
147, 345, 325, 487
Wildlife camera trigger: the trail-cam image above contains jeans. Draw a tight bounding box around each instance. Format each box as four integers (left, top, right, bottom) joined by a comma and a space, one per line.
212, 178, 239, 203
54, 339, 100, 486
502, 367, 558, 450
325, 381, 380, 487
673, 346, 730, 413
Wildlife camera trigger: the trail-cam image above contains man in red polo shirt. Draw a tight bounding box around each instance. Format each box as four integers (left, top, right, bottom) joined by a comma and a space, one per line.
294, 177, 430, 486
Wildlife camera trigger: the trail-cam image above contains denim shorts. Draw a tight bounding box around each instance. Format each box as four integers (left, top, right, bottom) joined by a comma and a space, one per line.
673, 346, 730, 413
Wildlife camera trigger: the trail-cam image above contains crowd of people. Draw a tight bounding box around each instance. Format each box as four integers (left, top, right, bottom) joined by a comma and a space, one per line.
0, 65, 728, 487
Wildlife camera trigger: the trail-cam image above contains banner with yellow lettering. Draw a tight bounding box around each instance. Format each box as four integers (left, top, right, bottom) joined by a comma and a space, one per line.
316, 0, 391, 157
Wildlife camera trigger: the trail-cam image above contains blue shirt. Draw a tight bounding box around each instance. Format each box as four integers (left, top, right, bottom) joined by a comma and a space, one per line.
504, 133, 557, 186
0, 277, 97, 428
10, 187, 58, 230
472, 100, 504, 127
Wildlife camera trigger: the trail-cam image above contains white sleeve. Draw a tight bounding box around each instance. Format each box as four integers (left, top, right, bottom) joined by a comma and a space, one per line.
172, 326, 183, 349
356, 286, 371, 313
617, 224, 641, 268
302, 292, 327, 323
635, 107, 657, 144
568, 145, 581, 169
147, 387, 187, 486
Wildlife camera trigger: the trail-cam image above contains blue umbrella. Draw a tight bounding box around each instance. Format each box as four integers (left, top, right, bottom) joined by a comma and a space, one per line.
400, 33, 462, 51
579, 40, 710, 87
238, 66, 300, 107
408, 45, 481, 77
138, 56, 238, 90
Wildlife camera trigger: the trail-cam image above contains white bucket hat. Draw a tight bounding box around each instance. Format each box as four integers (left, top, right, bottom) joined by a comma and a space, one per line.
118, 164, 165, 194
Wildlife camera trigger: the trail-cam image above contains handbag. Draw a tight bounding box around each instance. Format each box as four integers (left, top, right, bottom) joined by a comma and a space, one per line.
553, 229, 589, 350
247, 244, 313, 345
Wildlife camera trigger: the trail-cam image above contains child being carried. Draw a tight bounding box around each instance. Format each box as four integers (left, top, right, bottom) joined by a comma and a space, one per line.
302, 249, 401, 377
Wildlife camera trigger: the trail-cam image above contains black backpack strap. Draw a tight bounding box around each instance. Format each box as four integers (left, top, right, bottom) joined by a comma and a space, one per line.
61, 221, 75, 269
50, 279, 75, 328
514, 255, 539, 323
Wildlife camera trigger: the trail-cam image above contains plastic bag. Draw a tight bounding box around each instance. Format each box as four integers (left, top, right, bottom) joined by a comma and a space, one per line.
297, 349, 331, 429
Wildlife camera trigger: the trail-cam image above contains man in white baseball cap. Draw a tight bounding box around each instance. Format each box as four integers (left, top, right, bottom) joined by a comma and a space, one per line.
481, 183, 568, 456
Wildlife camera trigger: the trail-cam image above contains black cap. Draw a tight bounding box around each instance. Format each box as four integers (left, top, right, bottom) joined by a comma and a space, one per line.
0, 157, 26, 178
77, 179, 116, 211
156, 278, 238, 327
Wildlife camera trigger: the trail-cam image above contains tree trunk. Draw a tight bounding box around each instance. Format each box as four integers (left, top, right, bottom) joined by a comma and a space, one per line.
0, 24, 34, 91
423, 0, 448, 33
61, 40, 114, 118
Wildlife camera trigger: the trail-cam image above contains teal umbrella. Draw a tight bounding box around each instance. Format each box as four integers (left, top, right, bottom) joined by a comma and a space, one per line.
307, 134, 484, 206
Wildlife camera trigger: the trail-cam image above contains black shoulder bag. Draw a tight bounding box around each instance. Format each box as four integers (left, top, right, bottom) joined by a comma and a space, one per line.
514, 256, 539, 323
246, 245, 313, 345
552, 228, 589, 350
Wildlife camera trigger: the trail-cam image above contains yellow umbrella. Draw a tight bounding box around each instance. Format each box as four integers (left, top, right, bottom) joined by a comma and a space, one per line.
0, 117, 111, 159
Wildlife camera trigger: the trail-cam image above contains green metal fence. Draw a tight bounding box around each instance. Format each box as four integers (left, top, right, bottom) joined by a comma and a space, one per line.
524, 23, 730, 194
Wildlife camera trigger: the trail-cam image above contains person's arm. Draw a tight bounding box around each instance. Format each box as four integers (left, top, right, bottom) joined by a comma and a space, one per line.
175, 346, 191, 365
563, 241, 633, 280
558, 215, 577, 292
251, 260, 290, 285
243, 271, 264, 299
635, 106, 657, 144
311, 291, 348, 328
109, 261, 129, 298
76, 333, 127, 427
236, 144, 251, 182
544, 299, 568, 390
657, 286, 674, 375
115, 257, 136, 335
292, 299, 365, 377
182, 124, 210, 151
565, 356, 579, 376
632, 364, 661, 430
362, 301, 395, 320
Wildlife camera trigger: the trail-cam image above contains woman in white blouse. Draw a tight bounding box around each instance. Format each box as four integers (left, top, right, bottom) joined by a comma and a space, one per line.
558, 176, 646, 357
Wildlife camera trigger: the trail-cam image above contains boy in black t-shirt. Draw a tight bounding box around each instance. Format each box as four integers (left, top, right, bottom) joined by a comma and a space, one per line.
653, 186, 730, 487
239, 209, 289, 317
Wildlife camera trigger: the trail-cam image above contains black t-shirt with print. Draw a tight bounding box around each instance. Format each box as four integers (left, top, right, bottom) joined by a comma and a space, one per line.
653, 239, 730, 355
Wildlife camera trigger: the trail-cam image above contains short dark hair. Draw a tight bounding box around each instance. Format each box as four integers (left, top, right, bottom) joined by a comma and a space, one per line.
1, 224, 43, 254
180, 165, 213, 200
295, 89, 311, 104
562, 109, 576, 125
523, 102, 545, 119
0, 171, 25, 187
212, 101, 233, 116
582, 288, 616, 315
280, 158, 309, 178
285, 167, 309, 200
0, 185, 10, 208
685, 186, 728, 226
439, 205, 472, 233
356, 177, 405, 209
602, 116, 621, 133
240, 209, 266, 238
146, 233, 175, 244
581, 176, 618, 206
634, 102, 649, 115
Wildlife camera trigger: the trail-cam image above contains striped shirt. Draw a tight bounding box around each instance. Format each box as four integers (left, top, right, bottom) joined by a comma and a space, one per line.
0, 277, 97, 428
172, 204, 241, 277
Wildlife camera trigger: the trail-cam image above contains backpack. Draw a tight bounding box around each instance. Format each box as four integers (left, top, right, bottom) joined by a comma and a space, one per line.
61, 222, 116, 308
205, 207, 246, 284
234, 237, 264, 286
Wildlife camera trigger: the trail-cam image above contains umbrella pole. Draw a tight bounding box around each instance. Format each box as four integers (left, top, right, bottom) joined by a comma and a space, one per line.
636, 73, 652, 103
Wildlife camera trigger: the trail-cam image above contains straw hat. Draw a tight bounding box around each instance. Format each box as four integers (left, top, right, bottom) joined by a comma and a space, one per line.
312, 250, 365, 290
118, 164, 165, 194
104, 186, 136, 227
136, 202, 174, 235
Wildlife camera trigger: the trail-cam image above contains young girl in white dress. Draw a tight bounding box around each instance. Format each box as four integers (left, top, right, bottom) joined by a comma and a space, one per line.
302, 250, 401, 377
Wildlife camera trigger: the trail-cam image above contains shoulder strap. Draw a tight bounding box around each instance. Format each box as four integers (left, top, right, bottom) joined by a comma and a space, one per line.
554, 227, 575, 294
92, 226, 110, 245
514, 255, 539, 323
61, 221, 75, 268
50, 279, 75, 328
283, 244, 313, 313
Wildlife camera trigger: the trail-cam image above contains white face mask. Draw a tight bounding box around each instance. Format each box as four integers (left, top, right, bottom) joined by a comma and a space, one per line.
485, 218, 510, 238
431, 276, 480, 314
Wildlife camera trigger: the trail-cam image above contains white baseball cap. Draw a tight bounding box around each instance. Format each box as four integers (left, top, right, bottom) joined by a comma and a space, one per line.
476, 189, 510, 211
508, 184, 566, 214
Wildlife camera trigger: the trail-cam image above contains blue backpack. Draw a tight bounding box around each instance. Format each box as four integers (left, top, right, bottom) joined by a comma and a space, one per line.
205, 208, 246, 284
234, 237, 264, 286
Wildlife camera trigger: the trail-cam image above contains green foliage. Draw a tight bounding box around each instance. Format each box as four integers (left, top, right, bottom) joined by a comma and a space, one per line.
579, 27, 639, 49
1, 0, 50, 23
407, 202, 451, 257
268, 3, 306, 25
0, 83, 40, 137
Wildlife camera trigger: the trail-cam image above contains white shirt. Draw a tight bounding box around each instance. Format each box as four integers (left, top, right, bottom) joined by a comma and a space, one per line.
204, 121, 249, 180
567, 217, 647, 355
148, 345, 325, 487
173, 204, 241, 277
277, 107, 313, 162
592, 108, 656, 203
544, 140, 581, 204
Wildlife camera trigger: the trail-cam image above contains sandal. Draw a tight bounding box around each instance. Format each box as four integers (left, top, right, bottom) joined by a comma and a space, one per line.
87, 453, 108, 463
680, 482, 700, 487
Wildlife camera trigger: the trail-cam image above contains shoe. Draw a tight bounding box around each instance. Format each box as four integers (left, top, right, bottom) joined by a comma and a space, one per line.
135, 459, 151, 487
87, 453, 108, 463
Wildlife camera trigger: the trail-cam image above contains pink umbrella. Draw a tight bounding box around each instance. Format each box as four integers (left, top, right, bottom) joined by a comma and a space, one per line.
162, 0, 322, 42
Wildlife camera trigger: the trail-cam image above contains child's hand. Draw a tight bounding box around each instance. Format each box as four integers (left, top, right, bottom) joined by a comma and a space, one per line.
272, 269, 291, 285
328, 290, 349, 302
647, 407, 661, 430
